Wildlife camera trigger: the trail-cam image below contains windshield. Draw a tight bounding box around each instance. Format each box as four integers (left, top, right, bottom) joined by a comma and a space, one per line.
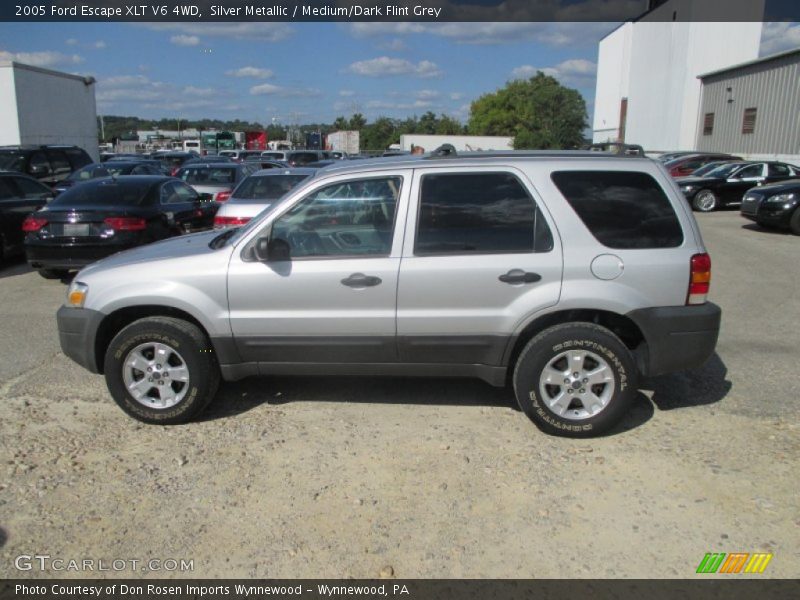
703, 163, 743, 179
232, 174, 310, 200
178, 167, 236, 184
0, 152, 26, 171
49, 179, 152, 207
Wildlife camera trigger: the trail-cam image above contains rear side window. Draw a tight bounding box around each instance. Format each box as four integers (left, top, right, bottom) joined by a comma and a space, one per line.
551, 171, 683, 249
64, 148, 92, 169
415, 172, 553, 255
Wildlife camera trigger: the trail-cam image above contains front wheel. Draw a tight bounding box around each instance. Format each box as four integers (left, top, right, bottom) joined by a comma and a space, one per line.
104, 316, 220, 424
789, 209, 800, 236
513, 323, 638, 437
692, 189, 718, 212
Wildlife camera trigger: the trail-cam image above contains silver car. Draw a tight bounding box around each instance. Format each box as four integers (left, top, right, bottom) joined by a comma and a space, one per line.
56, 150, 721, 437
174, 162, 258, 203
213, 168, 317, 228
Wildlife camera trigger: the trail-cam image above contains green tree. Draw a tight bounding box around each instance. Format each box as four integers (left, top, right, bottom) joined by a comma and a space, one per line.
349, 113, 367, 130
468, 72, 587, 149
333, 116, 349, 130
360, 117, 400, 152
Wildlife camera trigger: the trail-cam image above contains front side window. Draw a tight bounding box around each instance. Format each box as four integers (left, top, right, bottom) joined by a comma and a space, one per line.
415, 172, 553, 256
551, 171, 683, 249
735, 164, 764, 179
271, 177, 401, 258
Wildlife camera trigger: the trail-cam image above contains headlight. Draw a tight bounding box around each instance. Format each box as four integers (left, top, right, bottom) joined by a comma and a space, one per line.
680, 185, 697, 193
766, 193, 795, 204
65, 281, 88, 308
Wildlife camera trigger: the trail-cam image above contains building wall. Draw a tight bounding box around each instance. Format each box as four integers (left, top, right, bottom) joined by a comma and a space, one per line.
0, 68, 21, 145
592, 0, 764, 151
10, 63, 99, 161
696, 52, 800, 157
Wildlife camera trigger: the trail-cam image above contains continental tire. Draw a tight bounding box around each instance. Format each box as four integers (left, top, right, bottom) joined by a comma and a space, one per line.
692, 189, 718, 212
103, 316, 220, 424
513, 323, 638, 438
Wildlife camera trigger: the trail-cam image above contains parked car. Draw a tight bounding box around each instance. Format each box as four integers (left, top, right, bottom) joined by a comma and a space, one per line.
54, 161, 165, 195
180, 156, 234, 167
676, 161, 800, 211
741, 180, 800, 234
261, 151, 289, 161
687, 160, 738, 177
243, 158, 290, 170
0, 172, 54, 263
56, 151, 720, 437
664, 153, 742, 177
330, 151, 349, 160
175, 162, 259, 203
584, 142, 645, 156
657, 151, 698, 163
218, 150, 265, 162
151, 151, 197, 176
0, 145, 93, 186
304, 160, 337, 169
282, 150, 329, 166
213, 168, 316, 228
24, 176, 215, 279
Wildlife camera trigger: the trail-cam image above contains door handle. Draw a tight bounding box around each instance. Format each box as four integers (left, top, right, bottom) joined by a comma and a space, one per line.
341, 273, 382, 288
499, 269, 542, 284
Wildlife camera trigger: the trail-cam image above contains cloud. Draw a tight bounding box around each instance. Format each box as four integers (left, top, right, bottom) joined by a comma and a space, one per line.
0, 50, 84, 68
339, 89, 355, 97
249, 83, 320, 97
182, 86, 216, 97
65, 38, 78, 46
170, 35, 200, 47
450, 92, 464, 101
379, 38, 408, 52
760, 22, 800, 56
511, 58, 597, 88
145, 23, 293, 43
66, 38, 107, 50
366, 99, 436, 110
349, 22, 615, 47
225, 66, 273, 79
95, 73, 229, 113
346, 56, 442, 78
415, 90, 441, 101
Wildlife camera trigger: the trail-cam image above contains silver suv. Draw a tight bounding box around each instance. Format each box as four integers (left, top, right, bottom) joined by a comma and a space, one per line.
56, 151, 721, 437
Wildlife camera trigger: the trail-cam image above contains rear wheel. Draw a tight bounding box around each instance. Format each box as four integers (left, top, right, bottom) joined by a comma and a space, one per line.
513, 323, 638, 437
692, 189, 718, 212
38, 268, 69, 280
790, 209, 800, 236
103, 316, 220, 424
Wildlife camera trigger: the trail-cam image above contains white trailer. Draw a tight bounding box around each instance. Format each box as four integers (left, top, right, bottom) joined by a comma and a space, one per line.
399, 134, 514, 153
327, 130, 360, 155
0, 61, 99, 161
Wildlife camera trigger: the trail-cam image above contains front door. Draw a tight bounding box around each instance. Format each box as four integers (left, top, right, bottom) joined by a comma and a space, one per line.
227, 171, 410, 363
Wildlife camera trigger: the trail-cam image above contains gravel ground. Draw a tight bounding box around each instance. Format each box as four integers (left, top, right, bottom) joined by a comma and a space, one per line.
0, 211, 798, 579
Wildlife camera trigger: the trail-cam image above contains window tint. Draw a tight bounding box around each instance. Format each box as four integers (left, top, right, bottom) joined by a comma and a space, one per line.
415, 172, 552, 255
272, 177, 400, 258
767, 163, 790, 177
178, 167, 236, 184
551, 171, 683, 249
28, 152, 49, 174
45, 151, 71, 175
0, 178, 14, 200
288, 152, 318, 165
233, 174, 310, 200
50, 180, 152, 207
64, 148, 91, 168
11, 176, 50, 198
173, 182, 198, 201
736, 164, 763, 179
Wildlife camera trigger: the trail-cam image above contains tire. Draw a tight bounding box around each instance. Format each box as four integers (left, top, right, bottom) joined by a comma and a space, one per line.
512, 323, 638, 438
38, 268, 69, 280
103, 316, 220, 424
692, 189, 718, 212
790, 209, 800, 236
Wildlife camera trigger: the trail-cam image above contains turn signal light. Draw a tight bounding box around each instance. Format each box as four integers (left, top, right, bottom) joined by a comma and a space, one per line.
22, 216, 48, 232
687, 253, 711, 305
104, 217, 147, 231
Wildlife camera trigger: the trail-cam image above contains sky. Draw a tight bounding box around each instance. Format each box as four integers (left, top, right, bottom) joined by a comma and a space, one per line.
1, 21, 799, 127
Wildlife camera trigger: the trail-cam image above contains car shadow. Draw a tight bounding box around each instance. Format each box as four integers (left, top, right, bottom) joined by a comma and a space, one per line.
741, 223, 790, 235
200, 375, 517, 422
640, 352, 731, 411
0, 256, 32, 279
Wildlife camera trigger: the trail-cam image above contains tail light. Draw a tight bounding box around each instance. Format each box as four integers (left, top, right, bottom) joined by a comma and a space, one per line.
216, 190, 232, 202
687, 253, 711, 305
214, 215, 250, 228
104, 217, 147, 231
22, 216, 48, 232
170, 166, 180, 177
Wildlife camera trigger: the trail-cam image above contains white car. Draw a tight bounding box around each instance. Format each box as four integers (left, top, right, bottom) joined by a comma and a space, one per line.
213, 167, 317, 228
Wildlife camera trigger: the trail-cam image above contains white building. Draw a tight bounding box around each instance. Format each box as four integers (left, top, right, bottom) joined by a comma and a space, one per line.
0, 61, 99, 160
592, 0, 765, 152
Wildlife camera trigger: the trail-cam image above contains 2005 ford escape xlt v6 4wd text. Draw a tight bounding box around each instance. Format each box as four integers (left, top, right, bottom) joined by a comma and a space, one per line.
56, 151, 721, 437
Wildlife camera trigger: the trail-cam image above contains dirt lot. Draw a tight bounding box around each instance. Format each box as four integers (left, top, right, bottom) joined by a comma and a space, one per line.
0, 211, 798, 579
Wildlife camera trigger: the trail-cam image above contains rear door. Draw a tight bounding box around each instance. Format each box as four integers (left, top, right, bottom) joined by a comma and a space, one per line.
396, 167, 562, 366
227, 170, 410, 364
721, 163, 765, 204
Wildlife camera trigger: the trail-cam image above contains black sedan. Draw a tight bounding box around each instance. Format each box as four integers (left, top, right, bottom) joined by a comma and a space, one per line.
1, 173, 54, 264
53, 161, 165, 194
24, 176, 216, 278
675, 161, 800, 212
741, 181, 800, 235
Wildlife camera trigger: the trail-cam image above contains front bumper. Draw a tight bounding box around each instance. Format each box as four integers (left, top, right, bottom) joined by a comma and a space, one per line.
628, 303, 721, 377
56, 306, 105, 373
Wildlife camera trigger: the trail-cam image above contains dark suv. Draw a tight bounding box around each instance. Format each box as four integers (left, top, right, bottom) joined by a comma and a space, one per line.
0, 145, 93, 186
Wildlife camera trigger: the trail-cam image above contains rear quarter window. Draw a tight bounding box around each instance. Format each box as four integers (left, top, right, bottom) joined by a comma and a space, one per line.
551, 171, 683, 249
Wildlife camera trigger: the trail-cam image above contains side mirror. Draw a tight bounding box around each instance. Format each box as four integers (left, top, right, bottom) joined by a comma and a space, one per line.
255, 237, 291, 262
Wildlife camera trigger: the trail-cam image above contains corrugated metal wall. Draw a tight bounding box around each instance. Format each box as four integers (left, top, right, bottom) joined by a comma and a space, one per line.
696, 51, 800, 155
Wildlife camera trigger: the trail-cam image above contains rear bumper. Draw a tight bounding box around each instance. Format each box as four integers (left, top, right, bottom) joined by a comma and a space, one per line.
628, 303, 721, 377
57, 306, 105, 373
26, 244, 130, 270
